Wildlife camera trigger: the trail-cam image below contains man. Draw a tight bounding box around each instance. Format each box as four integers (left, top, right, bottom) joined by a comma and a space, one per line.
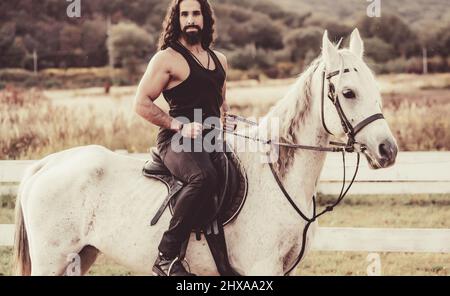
134, 0, 236, 276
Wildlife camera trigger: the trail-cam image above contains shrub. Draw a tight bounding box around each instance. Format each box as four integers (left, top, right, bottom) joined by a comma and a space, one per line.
228, 45, 275, 70
107, 22, 154, 70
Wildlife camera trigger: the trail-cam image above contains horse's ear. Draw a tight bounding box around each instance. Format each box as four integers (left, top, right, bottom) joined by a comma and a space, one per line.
349, 28, 364, 59
322, 30, 340, 71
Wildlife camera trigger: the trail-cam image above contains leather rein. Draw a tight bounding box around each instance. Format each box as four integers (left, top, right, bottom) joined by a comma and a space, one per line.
217, 66, 385, 275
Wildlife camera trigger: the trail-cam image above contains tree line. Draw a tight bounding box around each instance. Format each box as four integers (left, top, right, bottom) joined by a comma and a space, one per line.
0, 0, 448, 77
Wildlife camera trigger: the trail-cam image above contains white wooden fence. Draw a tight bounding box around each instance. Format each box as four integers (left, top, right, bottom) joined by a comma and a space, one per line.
0, 223, 448, 252
1, 151, 449, 253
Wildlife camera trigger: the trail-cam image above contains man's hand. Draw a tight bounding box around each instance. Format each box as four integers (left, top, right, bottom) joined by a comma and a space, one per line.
222, 113, 238, 132
181, 122, 204, 138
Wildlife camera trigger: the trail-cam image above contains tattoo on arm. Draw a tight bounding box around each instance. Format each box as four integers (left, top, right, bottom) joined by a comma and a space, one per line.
135, 96, 174, 130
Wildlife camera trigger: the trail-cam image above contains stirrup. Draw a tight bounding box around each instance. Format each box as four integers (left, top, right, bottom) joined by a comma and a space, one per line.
168, 257, 192, 275
152, 256, 195, 276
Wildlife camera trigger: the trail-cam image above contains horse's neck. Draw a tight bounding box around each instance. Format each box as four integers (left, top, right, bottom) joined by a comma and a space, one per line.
231, 68, 329, 219
276, 115, 328, 214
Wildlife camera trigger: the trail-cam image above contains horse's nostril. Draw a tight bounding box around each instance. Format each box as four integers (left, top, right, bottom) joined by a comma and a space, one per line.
378, 140, 397, 163
379, 143, 388, 159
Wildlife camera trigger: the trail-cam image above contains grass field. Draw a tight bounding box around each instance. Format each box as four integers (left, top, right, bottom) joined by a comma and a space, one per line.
1, 73, 449, 160
1, 194, 448, 276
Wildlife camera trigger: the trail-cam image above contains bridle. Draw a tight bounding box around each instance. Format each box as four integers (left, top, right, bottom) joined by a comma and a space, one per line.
217, 64, 386, 275
321, 68, 385, 147
277, 66, 385, 275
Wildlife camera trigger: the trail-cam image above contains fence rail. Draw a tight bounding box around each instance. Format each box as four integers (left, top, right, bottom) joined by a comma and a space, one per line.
1, 152, 450, 195
0, 224, 448, 253
1, 151, 449, 254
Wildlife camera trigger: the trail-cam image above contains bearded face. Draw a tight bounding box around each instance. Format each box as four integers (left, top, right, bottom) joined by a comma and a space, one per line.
179, 0, 204, 46
182, 25, 203, 45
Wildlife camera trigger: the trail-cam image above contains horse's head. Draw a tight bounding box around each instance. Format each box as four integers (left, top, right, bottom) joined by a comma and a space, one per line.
320, 28, 398, 169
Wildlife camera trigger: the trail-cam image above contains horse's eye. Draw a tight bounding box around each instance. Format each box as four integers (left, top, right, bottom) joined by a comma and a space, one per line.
343, 89, 356, 99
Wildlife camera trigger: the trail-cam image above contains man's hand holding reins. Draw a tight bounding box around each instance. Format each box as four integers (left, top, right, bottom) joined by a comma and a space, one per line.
222, 112, 238, 132
172, 120, 203, 138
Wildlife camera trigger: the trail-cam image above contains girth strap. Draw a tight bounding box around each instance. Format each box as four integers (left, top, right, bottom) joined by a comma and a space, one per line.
150, 180, 184, 226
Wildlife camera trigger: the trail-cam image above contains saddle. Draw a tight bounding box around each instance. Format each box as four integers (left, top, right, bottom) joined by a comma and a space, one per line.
142, 145, 248, 276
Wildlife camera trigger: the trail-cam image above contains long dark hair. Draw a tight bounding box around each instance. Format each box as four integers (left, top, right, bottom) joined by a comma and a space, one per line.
158, 0, 215, 50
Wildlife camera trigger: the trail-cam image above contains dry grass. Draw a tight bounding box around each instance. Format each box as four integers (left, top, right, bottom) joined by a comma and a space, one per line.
0, 208, 13, 224
0, 86, 159, 160
377, 73, 450, 93
2, 74, 449, 159
383, 90, 450, 151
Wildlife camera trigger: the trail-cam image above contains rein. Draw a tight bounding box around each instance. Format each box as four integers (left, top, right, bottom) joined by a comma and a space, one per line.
213, 66, 386, 275
223, 114, 362, 275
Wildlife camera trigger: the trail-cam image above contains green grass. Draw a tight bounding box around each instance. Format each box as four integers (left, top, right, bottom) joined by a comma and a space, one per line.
0, 247, 12, 276
317, 194, 450, 228
87, 255, 133, 276
1, 194, 449, 275
297, 252, 449, 276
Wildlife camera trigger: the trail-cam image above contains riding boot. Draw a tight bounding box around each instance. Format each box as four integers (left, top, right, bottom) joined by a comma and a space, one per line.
204, 224, 241, 276
152, 252, 196, 276
178, 237, 190, 261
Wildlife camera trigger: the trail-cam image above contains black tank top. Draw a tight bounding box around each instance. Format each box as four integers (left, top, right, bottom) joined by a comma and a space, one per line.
156, 41, 226, 147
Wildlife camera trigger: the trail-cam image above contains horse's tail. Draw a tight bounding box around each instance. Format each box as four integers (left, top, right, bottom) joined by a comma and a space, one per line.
13, 193, 31, 275
13, 158, 48, 276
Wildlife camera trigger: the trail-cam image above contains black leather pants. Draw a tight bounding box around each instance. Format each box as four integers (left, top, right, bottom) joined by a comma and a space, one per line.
157, 137, 219, 258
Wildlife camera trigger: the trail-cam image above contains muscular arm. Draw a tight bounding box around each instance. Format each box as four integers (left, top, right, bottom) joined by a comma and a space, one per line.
215, 51, 238, 131
215, 51, 230, 114
221, 80, 229, 114
133, 51, 181, 131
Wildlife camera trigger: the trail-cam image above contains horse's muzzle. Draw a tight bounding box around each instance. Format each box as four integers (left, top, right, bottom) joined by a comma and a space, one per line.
377, 138, 398, 168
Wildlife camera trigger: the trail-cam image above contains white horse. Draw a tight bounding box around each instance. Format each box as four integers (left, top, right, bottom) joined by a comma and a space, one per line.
13, 29, 397, 276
